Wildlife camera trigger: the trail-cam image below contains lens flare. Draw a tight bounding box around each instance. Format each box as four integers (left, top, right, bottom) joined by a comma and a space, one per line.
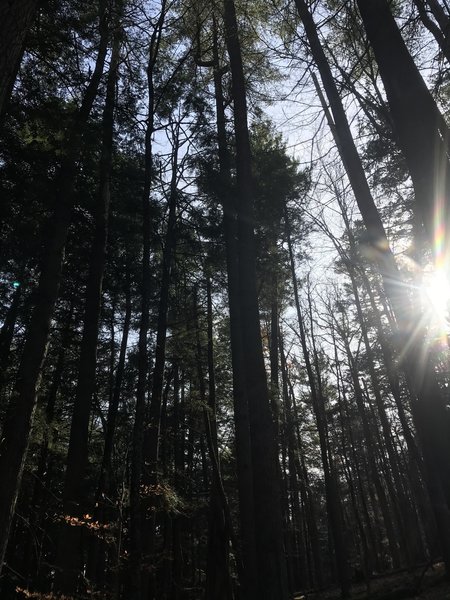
422, 195, 450, 340
422, 268, 450, 324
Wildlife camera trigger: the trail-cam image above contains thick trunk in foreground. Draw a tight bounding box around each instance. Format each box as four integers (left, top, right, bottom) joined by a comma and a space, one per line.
211, 15, 257, 596
223, 1, 288, 597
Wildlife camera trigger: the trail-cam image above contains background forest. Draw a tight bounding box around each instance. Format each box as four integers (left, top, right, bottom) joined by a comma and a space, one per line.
1, 0, 450, 599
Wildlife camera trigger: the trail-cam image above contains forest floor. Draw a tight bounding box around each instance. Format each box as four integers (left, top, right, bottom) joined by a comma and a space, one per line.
294, 562, 450, 600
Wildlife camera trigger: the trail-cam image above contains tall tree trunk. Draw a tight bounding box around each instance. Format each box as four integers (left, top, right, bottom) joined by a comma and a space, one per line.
295, 0, 400, 293
54, 18, 121, 592
0, 0, 109, 573
356, 279, 424, 562
222, 1, 288, 597
335, 345, 383, 573
192, 282, 234, 600
340, 328, 401, 569
129, 5, 165, 597
87, 274, 132, 590
335, 374, 374, 583
211, 13, 257, 597
279, 332, 321, 590
270, 272, 280, 433
99, 273, 132, 499
21, 301, 74, 587
171, 365, 184, 600
141, 122, 180, 600
143, 123, 179, 490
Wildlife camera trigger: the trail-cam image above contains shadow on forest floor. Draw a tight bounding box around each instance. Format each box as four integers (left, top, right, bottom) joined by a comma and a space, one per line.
293, 562, 450, 600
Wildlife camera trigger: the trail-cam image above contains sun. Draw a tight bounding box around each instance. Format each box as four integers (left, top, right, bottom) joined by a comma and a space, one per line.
421, 268, 450, 326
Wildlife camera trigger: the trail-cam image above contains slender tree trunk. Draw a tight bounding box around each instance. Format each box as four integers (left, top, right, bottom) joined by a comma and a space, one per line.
141, 123, 180, 600
345, 261, 419, 564
99, 274, 131, 498
129, 6, 165, 597
205, 278, 233, 600
289, 380, 324, 589
286, 210, 351, 597
21, 301, 74, 587
171, 365, 184, 600
191, 283, 234, 600
335, 346, 385, 573
295, 0, 400, 290
341, 331, 401, 569
336, 384, 373, 585
54, 17, 121, 592
358, 267, 422, 468
270, 272, 280, 433
279, 333, 320, 590
143, 124, 179, 489
87, 275, 132, 589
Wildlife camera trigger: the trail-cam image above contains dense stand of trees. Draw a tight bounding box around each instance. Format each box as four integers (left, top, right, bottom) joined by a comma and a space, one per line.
1, 1, 450, 599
